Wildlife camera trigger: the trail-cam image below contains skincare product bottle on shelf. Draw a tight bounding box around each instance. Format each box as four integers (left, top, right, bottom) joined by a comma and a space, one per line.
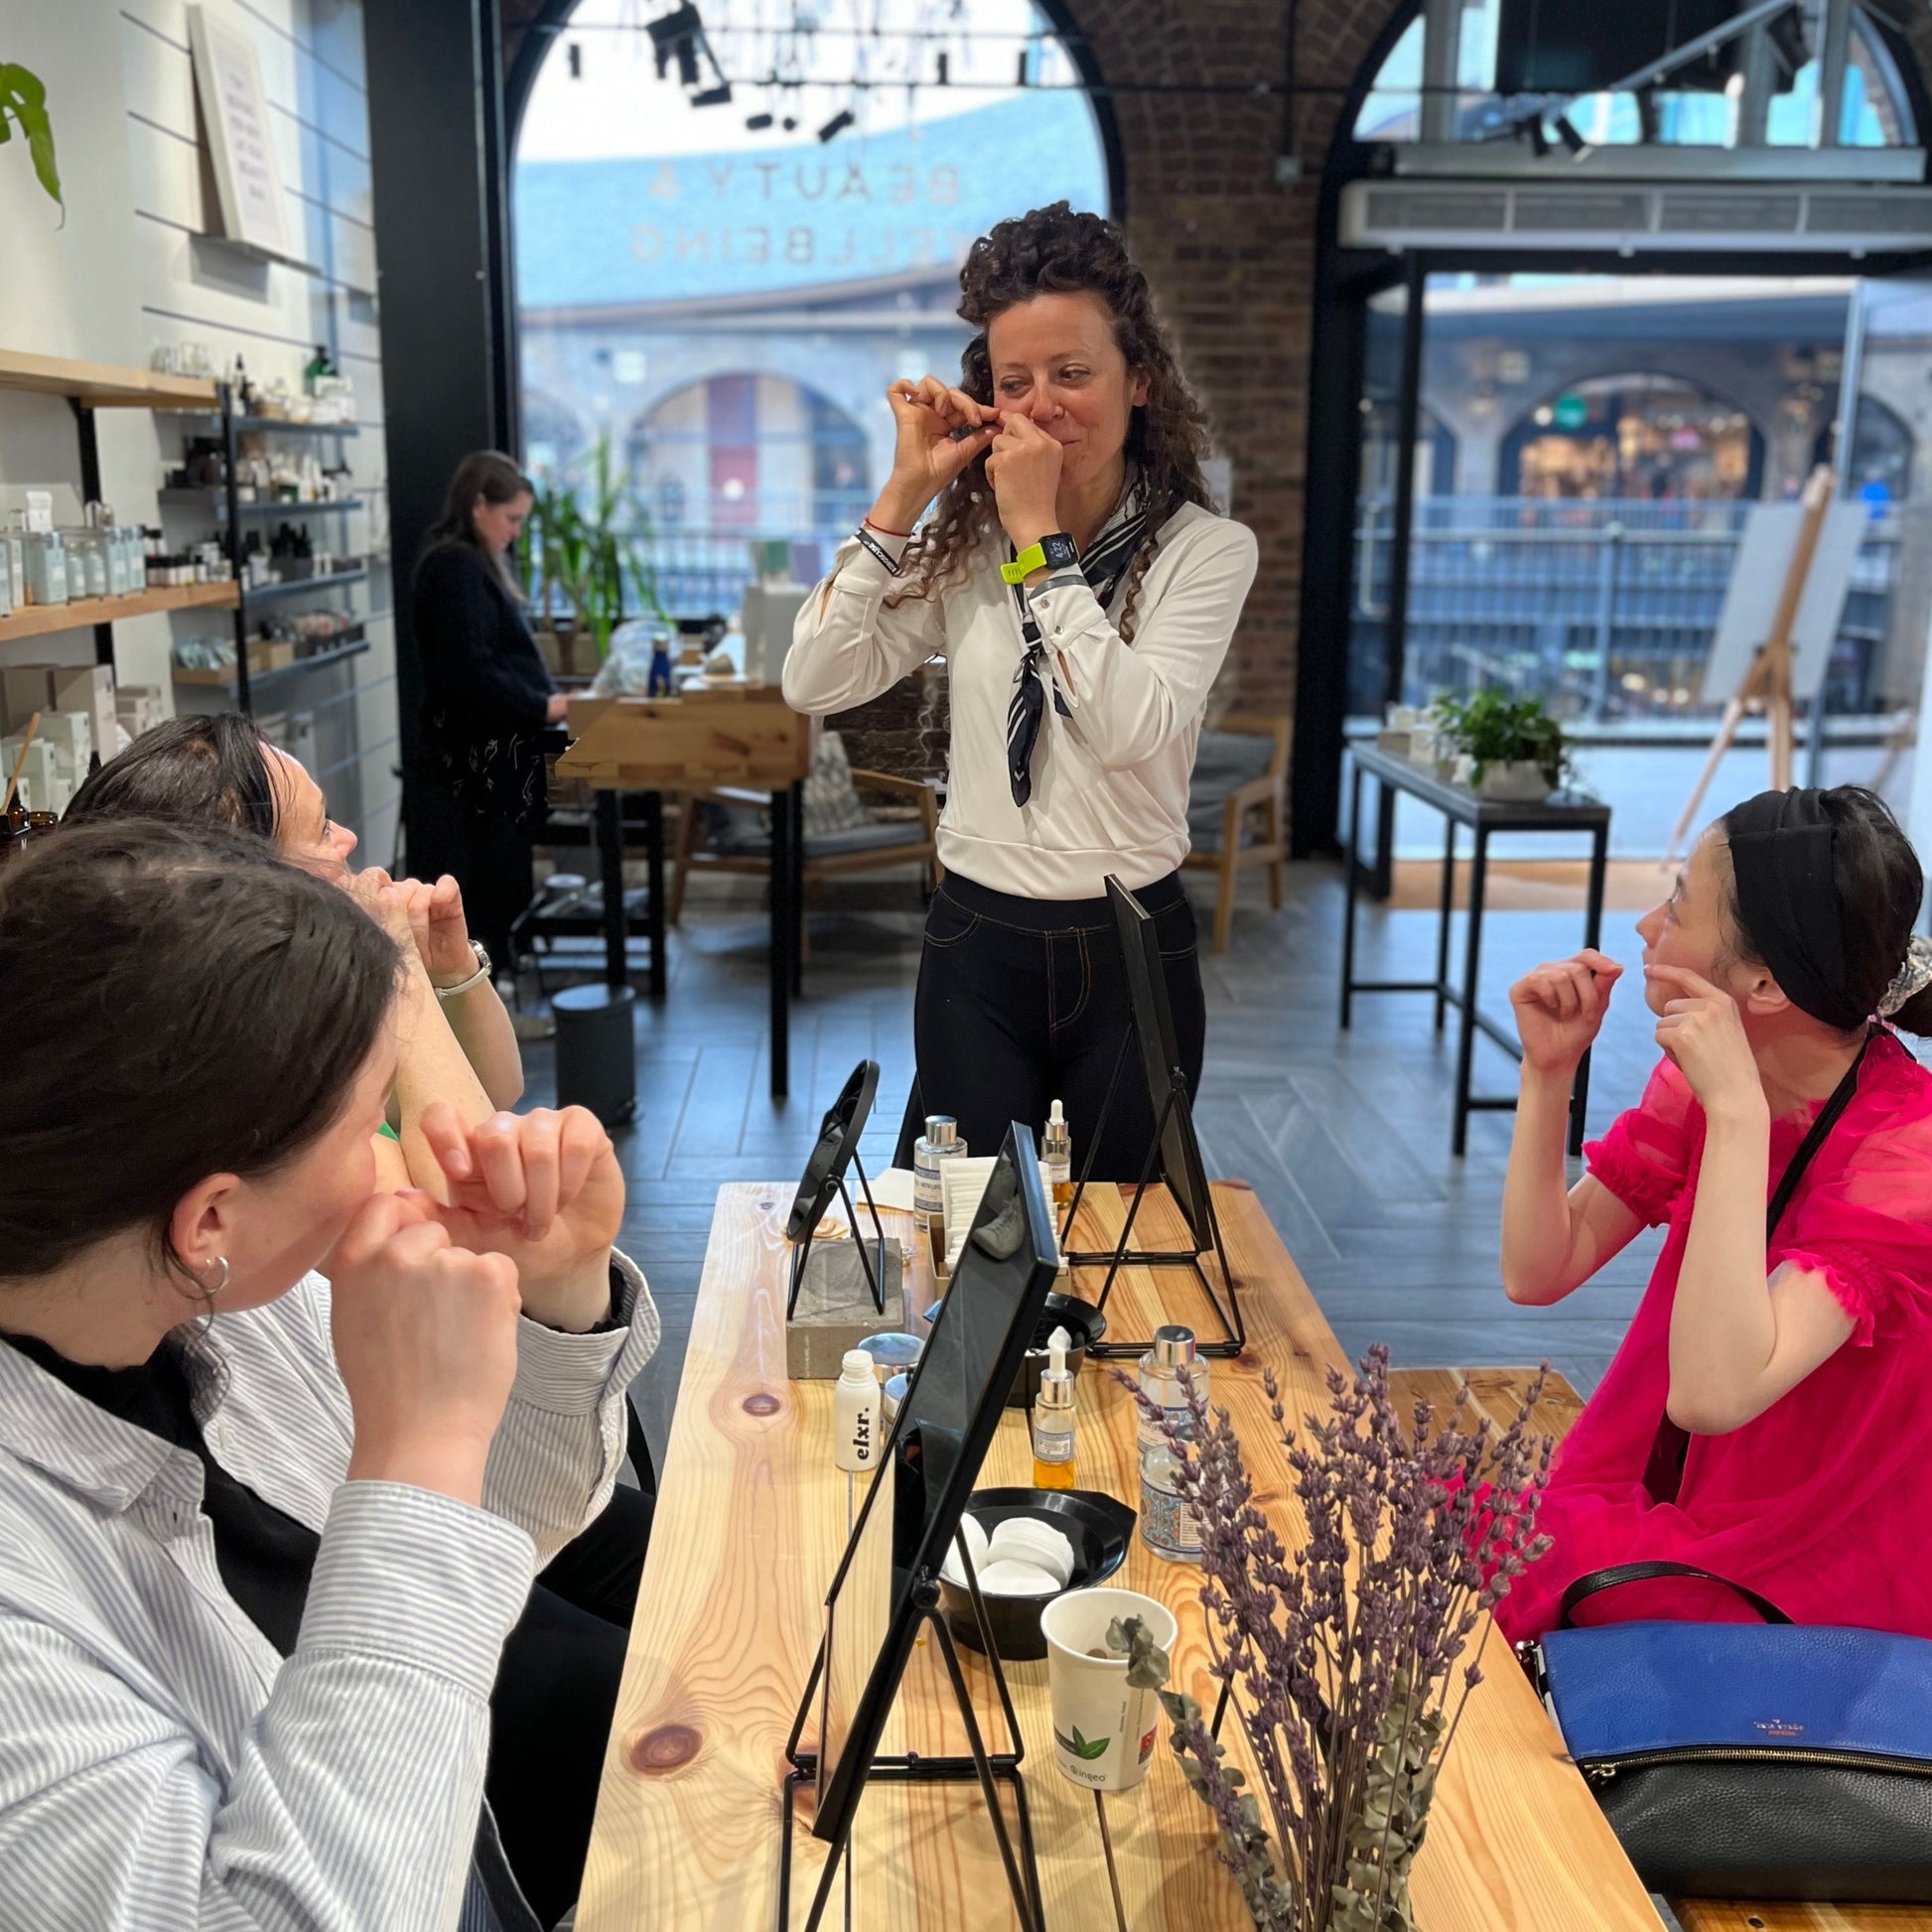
913, 1114, 965, 1272
1031, 1326, 1077, 1490
1041, 1100, 1072, 1205
833, 1348, 881, 1475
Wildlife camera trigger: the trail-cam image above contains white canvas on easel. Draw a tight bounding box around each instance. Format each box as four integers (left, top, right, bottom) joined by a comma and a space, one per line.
187, 5, 296, 264
1702, 499, 1868, 707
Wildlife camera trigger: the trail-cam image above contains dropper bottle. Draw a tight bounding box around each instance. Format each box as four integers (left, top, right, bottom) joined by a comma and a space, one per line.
1042, 1100, 1072, 1205
1031, 1325, 1077, 1490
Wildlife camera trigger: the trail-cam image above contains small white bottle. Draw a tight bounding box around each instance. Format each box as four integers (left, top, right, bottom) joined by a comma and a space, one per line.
834, 1347, 882, 1474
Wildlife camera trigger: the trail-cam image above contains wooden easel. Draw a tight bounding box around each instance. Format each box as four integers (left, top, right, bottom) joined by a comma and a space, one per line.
1665, 464, 1836, 863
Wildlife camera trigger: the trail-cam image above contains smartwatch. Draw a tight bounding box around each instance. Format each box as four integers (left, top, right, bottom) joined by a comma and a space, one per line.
1001, 532, 1079, 585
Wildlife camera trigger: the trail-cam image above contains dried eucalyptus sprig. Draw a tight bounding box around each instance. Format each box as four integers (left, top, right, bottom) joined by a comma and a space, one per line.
1116, 1345, 1554, 1932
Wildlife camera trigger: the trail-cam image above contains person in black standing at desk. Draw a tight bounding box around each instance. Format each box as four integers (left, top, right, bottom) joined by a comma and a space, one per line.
412, 452, 570, 977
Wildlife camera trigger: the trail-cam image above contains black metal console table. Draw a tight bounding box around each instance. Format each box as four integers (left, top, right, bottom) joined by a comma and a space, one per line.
1340, 743, 1611, 1158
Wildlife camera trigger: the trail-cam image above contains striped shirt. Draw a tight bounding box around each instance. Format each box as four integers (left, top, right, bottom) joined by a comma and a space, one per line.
0, 1253, 659, 1932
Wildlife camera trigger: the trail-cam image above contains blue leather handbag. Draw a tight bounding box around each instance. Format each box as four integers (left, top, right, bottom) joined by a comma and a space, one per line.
1527, 1564, 1932, 1900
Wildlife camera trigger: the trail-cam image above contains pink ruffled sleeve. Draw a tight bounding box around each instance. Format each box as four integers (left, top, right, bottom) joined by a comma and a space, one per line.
1585, 1057, 1698, 1227
1774, 1092, 1932, 1347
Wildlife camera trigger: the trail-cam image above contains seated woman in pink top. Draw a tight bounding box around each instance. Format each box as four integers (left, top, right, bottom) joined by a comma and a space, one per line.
1496, 784, 1932, 1641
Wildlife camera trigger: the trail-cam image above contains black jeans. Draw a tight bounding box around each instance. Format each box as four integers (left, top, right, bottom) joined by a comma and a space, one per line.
894, 871, 1206, 1182
486, 1478, 653, 1929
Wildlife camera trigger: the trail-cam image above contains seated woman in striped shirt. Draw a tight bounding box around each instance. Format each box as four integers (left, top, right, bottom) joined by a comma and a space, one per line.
0, 819, 655, 1932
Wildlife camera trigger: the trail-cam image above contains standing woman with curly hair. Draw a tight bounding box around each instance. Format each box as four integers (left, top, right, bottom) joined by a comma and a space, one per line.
783, 203, 1257, 1174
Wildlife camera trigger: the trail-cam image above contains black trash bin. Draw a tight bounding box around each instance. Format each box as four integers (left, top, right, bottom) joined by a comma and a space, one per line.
553, 983, 636, 1127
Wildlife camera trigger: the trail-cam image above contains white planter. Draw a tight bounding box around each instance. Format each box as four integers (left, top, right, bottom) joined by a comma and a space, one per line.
1040, 1587, 1178, 1792
1476, 759, 1554, 803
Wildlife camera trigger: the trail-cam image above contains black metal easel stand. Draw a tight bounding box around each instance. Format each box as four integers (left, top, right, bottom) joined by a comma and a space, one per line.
787, 1151, 891, 1320
777, 1566, 1043, 1932
1056, 1034, 1244, 1361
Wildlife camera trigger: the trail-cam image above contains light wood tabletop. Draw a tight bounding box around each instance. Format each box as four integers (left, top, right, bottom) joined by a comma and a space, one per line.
577, 1180, 1663, 1932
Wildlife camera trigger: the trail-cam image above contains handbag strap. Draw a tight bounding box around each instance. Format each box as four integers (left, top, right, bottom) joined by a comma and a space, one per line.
1640, 1029, 1873, 1507
1558, 1560, 1793, 1629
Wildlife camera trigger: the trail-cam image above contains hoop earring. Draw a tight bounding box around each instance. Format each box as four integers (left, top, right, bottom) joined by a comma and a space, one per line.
202, 1255, 230, 1299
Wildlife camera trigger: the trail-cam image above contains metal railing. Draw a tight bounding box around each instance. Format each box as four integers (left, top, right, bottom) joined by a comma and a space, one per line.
1351, 495, 1900, 723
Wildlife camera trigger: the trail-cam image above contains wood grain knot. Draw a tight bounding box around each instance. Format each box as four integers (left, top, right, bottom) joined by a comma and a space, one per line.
631, 1725, 702, 1774
743, 1391, 782, 1417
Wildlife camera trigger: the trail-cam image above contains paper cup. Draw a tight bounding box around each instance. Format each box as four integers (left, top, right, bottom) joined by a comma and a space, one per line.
1039, 1587, 1178, 1792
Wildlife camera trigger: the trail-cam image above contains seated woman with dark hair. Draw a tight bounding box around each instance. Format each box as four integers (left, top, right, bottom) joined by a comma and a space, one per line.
1498, 784, 1932, 1640
67, 715, 522, 1193
0, 819, 656, 1930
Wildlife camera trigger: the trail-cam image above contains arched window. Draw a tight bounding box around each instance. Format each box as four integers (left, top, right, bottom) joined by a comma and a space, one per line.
511, 0, 1112, 616
1500, 373, 1764, 499
1356, 1, 1917, 149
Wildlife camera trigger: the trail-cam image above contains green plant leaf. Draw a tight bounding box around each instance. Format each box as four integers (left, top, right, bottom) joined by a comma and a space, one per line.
1055, 1725, 1110, 1761
0, 64, 63, 216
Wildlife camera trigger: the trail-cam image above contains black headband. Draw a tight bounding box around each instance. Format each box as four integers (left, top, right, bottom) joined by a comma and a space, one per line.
1723, 788, 1865, 1031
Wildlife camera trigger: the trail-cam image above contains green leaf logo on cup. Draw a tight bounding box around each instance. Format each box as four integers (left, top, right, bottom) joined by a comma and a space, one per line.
1040, 1587, 1177, 1792
0, 65, 64, 219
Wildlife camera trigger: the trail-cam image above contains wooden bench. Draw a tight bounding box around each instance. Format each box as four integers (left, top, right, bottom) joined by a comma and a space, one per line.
1389, 1368, 1932, 1932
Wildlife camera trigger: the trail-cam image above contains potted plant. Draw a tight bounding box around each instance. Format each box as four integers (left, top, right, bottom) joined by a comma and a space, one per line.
520, 435, 665, 673
1124, 1346, 1553, 1932
1430, 689, 1569, 801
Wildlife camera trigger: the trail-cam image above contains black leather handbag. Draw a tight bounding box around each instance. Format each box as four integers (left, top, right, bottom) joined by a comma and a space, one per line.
1526, 1566, 1932, 1900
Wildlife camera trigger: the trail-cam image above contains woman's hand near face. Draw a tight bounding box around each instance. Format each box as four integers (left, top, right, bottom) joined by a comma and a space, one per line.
546, 692, 570, 726
1648, 964, 1765, 1122
329, 1191, 522, 1505
415, 1101, 624, 1330
1509, 949, 1622, 1073
870, 375, 999, 532
345, 867, 421, 966
984, 412, 1066, 556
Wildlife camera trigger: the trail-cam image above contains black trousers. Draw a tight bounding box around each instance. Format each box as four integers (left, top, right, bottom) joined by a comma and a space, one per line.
407, 777, 538, 977
893, 871, 1206, 1182
486, 1478, 652, 1930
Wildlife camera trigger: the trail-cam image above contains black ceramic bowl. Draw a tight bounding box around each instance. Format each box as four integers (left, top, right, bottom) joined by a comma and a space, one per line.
936, 1487, 1137, 1662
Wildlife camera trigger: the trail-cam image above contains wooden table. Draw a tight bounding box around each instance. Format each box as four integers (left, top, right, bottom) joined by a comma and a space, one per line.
558, 690, 814, 1097
578, 1182, 1663, 1931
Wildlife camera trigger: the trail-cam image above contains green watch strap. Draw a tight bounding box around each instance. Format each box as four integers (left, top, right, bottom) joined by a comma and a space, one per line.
1000, 542, 1048, 586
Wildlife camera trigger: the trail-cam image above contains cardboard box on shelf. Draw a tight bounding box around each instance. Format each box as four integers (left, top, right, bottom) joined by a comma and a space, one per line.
48, 666, 115, 770
1, 738, 66, 815
115, 684, 167, 748
38, 710, 91, 783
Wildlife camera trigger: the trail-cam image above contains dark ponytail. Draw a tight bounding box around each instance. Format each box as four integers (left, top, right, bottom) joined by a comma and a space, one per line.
0, 820, 400, 1281
1722, 784, 1932, 1036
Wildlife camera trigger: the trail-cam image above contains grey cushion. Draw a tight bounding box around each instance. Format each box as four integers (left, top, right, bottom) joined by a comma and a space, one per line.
700, 807, 927, 861
1187, 730, 1276, 847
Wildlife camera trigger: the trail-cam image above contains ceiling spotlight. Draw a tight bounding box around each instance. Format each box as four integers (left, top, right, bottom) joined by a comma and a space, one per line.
1521, 117, 1551, 158
818, 107, 855, 142
936, 50, 949, 85
745, 110, 773, 129
567, 42, 582, 79
781, 115, 798, 131
1554, 113, 1587, 155
647, 4, 703, 83
692, 81, 733, 107
1636, 86, 1660, 145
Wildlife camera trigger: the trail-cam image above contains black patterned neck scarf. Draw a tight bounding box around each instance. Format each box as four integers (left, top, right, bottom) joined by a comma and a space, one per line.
1005, 481, 1151, 808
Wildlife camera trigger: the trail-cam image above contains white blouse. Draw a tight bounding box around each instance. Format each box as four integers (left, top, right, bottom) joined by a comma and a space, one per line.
0, 1256, 659, 1932
783, 501, 1258, 901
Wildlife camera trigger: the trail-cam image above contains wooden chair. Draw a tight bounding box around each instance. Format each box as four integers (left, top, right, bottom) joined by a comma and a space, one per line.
1182, 712, 1289, 953
667, 769, 940, 927
1390, 1366, 1910, 1932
